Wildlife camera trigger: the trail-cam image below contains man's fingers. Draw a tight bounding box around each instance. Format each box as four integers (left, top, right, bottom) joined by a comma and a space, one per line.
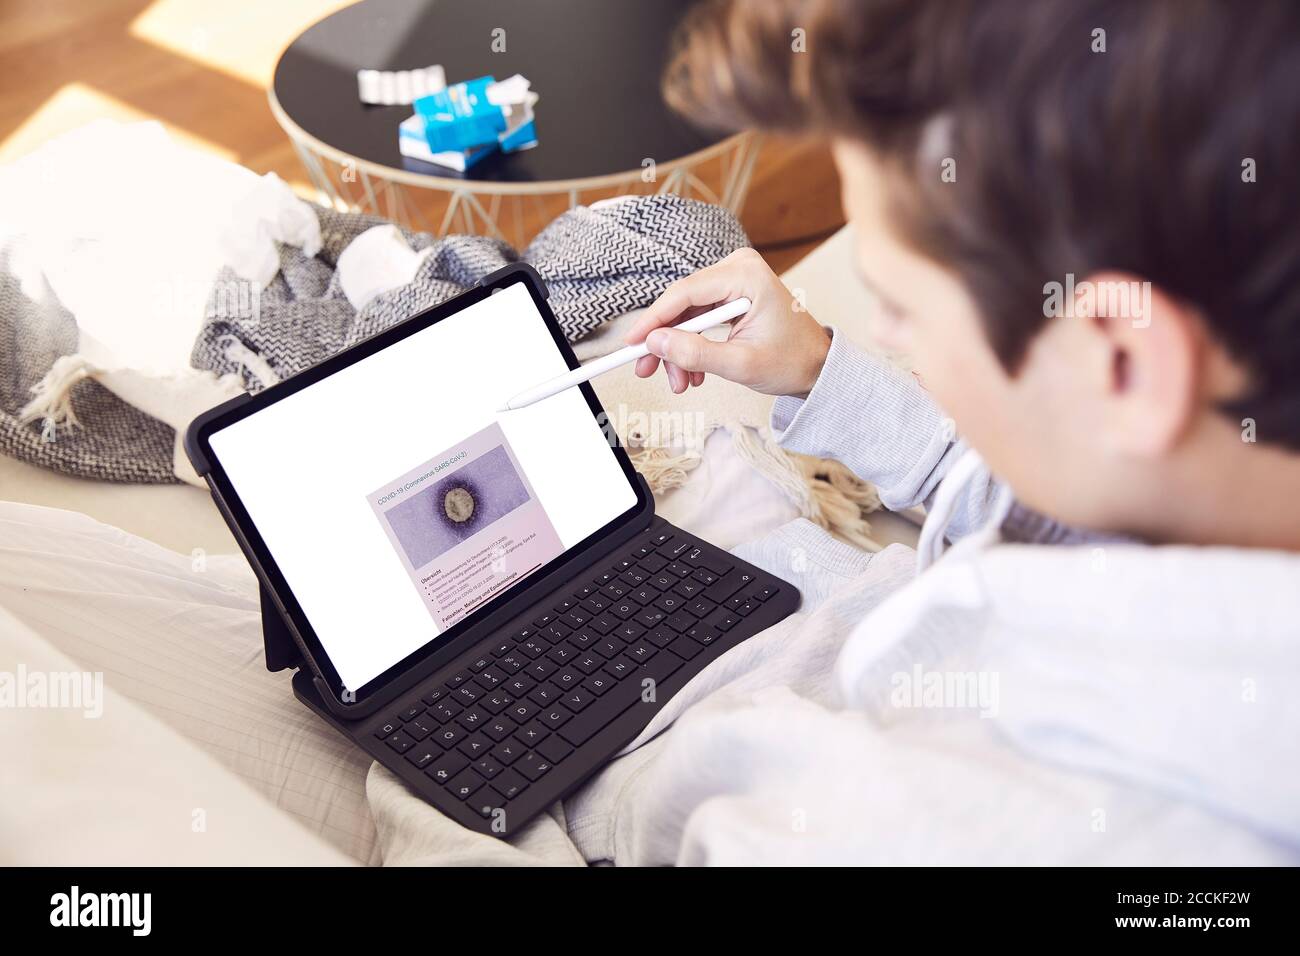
634, 354, 660, 378
645, 327, 749, 381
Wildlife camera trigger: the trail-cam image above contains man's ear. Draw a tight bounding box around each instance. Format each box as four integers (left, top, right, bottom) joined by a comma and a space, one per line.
1077, 271, 1200, 459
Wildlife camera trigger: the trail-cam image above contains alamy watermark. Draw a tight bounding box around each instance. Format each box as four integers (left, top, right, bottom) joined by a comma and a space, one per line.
890, 664, 999, 718
0, 665, 103, 718
1043, 273, 1151, 328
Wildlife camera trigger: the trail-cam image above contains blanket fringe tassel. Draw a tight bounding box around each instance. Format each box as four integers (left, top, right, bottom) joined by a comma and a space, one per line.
19, 354, 95, 431
629, 420, 882, 552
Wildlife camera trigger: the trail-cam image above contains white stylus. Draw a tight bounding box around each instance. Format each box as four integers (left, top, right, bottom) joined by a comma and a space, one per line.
498, 297, 752, 411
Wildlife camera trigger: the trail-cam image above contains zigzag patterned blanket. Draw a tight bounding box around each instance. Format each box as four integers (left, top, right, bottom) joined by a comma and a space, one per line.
1, 196, 747, 483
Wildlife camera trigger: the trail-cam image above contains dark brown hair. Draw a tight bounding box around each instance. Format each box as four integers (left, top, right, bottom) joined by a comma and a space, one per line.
665, 0, 1300, 448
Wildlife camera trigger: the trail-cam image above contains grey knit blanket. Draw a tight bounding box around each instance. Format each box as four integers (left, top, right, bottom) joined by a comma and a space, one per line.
1, 196, 747, 483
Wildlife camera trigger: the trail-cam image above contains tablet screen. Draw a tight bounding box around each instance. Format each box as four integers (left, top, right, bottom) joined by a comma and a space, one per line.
205, 281, 638, 694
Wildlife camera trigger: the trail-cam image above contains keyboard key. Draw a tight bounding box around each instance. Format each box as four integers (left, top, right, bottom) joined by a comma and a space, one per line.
456, 707, 487, 732
491, 768, 529, 801
706, 570, 754, 603
553, 597, 577, 614
651, 530, 673, 546
384, 730, 415, 754
655, 593, 686, 614
527, 658, 557, 680
691, 568, 719, 586
569, 630, 596, 649
644, 650, 685, 684
533, 612, 556, 628
421, 688, 445, 707
513, 722, 550, 748
427, 751, 468, 785
610, 600, 638, 620
496, 654, 525, 673
508, 700, 538, 724
619, 568, 648, 587
563, 609, 590, 628
563, 688, 596, 713
519, 638, 550, 659
660, 539, 692, 559
405, 742, 439, 771
474, 756, 504, 780
453, 684, 481, 705
434, 724, 465, 748
612, 557, 636, 572
588, 614, 617, 635
736, 600, 758, 617
469, 655, 492, 672
474, 667, 506, 689
528, 683, 562, 706
448, 769, 485, 800
406, 715, 435, 740
480, 691, 514, 712
686, 598, 715, 618
505, 676, 534, 696
582, 594, 610, 614
540, 706, 572, 729
492, 739, 525, 765
626, 641, 657, 662
649, 573, 676, 590
515, 752, 554, 782
543, 622, 570, 643
399, 704, 425, 722
674, 578, 705, 599
683, 547, 732, 576
513, 626, 534, 642
669, 635, 704, 660
604, 656, 636, 679
630, 585, 660, 606
431, 699, 462, 723
537, 735, 574, 764
638, 553, 668, 573
574, 583, 598, 599
490, 640, 513, 657
601, 581, 630, 600
484, 716, 516, 742
666, 561, 693, 578
665, 612, 696, 633
551, 668, 582, 689
558, 677, 644, 747
457, 734, 492, 759
637, 608, 667, 628
616, 621, 646, 642
631, 543, 654, 559
686, 623, 720, 646
645, 628, 678, 648
374, 717, 400, 739
583, 673, 616, 695
594, 638, 624, 659
709, 611, 741, 632
547, 642, 577, 664
575, 653, 603, 674
593, 569, 618, 585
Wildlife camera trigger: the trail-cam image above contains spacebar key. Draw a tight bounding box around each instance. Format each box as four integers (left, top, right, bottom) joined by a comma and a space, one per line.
558, 677, 644, 746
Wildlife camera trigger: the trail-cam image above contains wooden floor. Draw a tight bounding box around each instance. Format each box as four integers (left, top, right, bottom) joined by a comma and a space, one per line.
0, 0, 843, 272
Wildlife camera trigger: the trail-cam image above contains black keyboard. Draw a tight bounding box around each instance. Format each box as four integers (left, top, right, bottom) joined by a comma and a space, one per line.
304, 517, 798, 836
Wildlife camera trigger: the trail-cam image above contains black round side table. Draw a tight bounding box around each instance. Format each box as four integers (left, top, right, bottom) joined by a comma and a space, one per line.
269, 0, 760, 242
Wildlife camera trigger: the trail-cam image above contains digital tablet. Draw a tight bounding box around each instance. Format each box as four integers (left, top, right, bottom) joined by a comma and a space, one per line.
187, 266, 647, 710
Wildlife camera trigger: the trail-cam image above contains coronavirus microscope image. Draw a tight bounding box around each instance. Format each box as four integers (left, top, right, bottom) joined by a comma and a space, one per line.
443, 486, 475, 523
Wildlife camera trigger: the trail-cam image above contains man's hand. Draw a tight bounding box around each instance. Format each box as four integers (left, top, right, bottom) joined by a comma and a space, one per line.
625, 248, 832, 397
